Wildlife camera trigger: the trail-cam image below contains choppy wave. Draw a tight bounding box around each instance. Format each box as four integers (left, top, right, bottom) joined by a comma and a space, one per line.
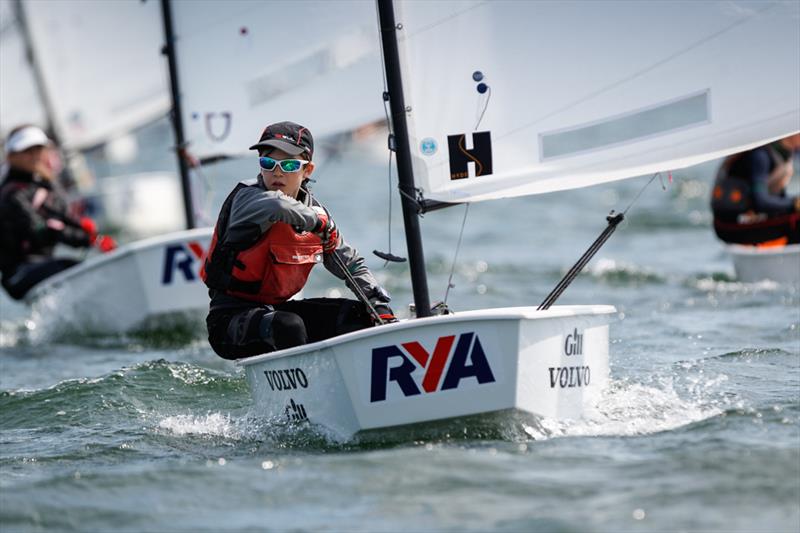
1, 361, 730, 452
0, 345, 789, 455
701, 347, 795, 361
690, 275, 784, 294
155, 410, 349, 451
157, 412, 244, 439
275, 367, 735, 447
0, 360, 247, 430
586, 258, 666, 285
622, 210, 712, 231
0, 311, 207, 350
335, 371, 730, 447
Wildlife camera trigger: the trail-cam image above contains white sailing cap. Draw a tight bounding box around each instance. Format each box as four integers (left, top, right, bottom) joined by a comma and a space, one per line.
6, 126, 51, 153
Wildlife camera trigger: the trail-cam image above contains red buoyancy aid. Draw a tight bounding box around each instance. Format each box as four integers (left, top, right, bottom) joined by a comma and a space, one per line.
201, 221, 323, 304
200, 182, 324, 305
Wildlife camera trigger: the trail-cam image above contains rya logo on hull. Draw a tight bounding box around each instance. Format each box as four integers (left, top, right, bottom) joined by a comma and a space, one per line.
162, 241, 207, 285
370, 332, 496, 403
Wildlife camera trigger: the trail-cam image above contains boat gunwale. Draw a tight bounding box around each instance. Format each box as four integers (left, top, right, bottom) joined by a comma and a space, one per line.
25, 227, 214, 301
726, 243, 800, 257
237, 304, 617, 366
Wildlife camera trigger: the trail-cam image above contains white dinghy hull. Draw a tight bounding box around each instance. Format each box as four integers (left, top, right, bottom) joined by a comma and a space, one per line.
240, 305, 615, 439
728, 244, 800, 285
26, 228, 213, 333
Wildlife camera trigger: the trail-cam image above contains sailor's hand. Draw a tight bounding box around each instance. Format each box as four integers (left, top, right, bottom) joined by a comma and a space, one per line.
312, 206, 341, 254
372, 302, 398, 325
96, 235, 117, 253
80, 216, 98, 244
794, 196, 800, 212
767, 161, 793, 195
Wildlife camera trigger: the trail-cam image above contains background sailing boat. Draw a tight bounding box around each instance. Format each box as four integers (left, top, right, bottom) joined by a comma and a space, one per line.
0, 0, 213, 335
1, 0, 185, 236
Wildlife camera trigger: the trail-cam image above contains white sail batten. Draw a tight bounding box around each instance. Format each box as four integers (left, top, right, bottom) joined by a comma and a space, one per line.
20, 0, 169, 151
171, 0, 385, 160
395, 0, 800, 203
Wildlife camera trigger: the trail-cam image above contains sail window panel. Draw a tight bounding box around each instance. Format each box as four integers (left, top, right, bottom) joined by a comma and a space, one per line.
396, 0, 799, 204
540, 91, 710, 161
172, 0, 383, 160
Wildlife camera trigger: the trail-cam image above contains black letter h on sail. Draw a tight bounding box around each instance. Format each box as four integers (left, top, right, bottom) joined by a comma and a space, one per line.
448, 131, 492, 180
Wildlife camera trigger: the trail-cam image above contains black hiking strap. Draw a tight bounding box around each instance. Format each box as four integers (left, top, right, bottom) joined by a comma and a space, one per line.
538, 212, 624, 311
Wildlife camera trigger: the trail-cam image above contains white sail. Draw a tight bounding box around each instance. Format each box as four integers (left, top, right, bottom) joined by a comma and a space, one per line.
20, 0, 169, 151
395, 0, 800, 203
0, 0, 46, 138
171, 0, 385, 160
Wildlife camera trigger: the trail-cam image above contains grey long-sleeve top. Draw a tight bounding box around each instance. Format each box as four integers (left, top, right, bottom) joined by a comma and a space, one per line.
210, 178, 390, 309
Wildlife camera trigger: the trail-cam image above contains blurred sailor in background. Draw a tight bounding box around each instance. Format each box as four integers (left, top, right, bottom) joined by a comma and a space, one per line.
0, 125, 116, 300
711, 134, 800, 246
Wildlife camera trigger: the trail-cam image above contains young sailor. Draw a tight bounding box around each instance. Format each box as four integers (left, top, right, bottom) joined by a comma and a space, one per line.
711, 133, 800, 245
0, 125, 116, 300
201, 121, 396, 360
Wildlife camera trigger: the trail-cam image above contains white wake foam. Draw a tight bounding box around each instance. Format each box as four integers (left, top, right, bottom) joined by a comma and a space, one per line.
158, 412, 242, 439
523, 376, 725, 440
693, 277, 781, 293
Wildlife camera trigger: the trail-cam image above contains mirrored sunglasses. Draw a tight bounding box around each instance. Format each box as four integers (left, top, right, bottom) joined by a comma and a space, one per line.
259, 156, 309, 173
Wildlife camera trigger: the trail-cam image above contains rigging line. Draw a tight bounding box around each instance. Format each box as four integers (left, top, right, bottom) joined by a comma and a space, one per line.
376, 0, 398, 261
384, 148, 394, 267
191, 164, 216, 226
444, 203, 470, 305
178, 147, 215, 225
405, 1, 489, 39
622, 171, 661, 215
474, 86, 491, 131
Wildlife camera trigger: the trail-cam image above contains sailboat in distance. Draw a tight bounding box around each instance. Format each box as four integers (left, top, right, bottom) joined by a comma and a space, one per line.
19, 0, 394, 335
236, 0, 800, 439
0, 0, 216, 334
727, 243, 800, 284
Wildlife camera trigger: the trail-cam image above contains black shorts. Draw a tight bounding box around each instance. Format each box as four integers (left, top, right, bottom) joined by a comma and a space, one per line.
207, 297, 373, 360
1, 258, 80, 300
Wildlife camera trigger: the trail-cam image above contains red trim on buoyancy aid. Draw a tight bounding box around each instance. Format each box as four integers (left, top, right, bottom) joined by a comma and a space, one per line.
713, 211, 800, 231
201, 219, 324, 305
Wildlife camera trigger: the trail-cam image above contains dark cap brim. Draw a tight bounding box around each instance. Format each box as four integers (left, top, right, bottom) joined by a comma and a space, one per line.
249, 139, 307, 157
